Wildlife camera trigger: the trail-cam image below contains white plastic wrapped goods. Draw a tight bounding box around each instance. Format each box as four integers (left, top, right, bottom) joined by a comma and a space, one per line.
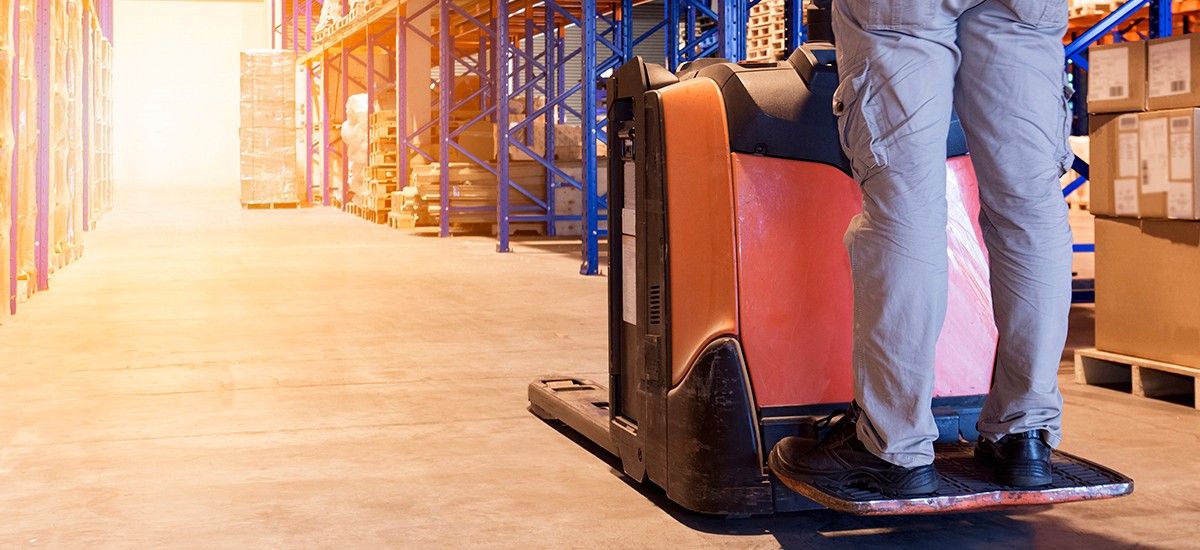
0, 0, 11, 319
240, 50, 299, 205
316, 0, 342, 32
341, 93, 372, 193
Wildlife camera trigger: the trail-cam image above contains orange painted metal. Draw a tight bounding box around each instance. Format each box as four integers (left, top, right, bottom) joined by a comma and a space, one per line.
730, 154, 996, 407
731, 155, 860, 406
660, 79, 740, 386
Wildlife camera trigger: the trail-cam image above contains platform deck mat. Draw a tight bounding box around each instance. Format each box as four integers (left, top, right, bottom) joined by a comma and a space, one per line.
776, 442, 1133, 515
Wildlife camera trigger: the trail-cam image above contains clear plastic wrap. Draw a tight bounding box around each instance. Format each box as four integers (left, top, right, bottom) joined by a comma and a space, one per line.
0, 0, 12, 320
67, 0, 83, 248
16, 1, 37, 281
239, 50, 299, 205
341, 93, 370, 194
49, 0, 67, 261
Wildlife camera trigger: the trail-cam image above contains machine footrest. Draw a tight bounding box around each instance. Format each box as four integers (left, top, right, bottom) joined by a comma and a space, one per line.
777, 441, 1133, 515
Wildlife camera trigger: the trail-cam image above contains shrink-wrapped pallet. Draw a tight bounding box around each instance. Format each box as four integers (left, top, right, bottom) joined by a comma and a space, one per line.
16, 1, 37, 288
341, 93, 371, 195
239, 50, 299, 205
68, 0, 83, 245
0, 0, 12, 320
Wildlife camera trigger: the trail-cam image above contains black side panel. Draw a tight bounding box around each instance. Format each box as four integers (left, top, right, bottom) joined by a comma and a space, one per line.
638, 89, 671, 488
665, 338, 773, 515
680, 43, 969, 174
605, 57, 675, 486
694, 61, 849, 171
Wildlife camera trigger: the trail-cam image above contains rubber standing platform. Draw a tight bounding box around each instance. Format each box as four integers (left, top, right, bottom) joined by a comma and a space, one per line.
774, 442, 1134, 516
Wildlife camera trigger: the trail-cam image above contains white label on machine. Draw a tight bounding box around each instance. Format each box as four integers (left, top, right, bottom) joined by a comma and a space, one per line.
1170, 129, 1194, 181
622, 236, 637, 325
1168, 183, 1195, 218
623, 161, 636, 210
1088, 47, 1130, 101
1149, 40, 1192, 97
1118, 132, 1139, 178
1140, 117, 1170, 193
1114, 178, 1140, 216
622, 208, 636, 236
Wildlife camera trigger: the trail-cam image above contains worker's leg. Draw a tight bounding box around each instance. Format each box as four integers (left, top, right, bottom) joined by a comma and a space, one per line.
831, 0, 960, 468
953, 0, 1074, 448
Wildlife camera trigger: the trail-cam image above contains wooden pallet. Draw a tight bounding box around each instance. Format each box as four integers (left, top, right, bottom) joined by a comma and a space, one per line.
344, 201, 388, 224
1075, 348, 1200, 410
369, 111, 397, 125
369, 166, 399, 180
371, 123, 398, 139
355, 193, 391, 211
748, 26, 785, 39
387, 211, 417, 230
1071, 2, 1116, 16
364, 180, 398, 196
242, 201, 301, 210
370, 137, 398, 152
369, 150, 398, 166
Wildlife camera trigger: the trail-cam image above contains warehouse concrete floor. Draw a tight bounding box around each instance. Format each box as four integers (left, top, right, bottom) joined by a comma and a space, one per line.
1, 185, 1198, 549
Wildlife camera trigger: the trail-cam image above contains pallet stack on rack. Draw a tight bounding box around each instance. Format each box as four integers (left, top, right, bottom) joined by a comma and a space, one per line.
89, 25, 114, 228
397, 161, 550, 234
1070, 0, 1124, 17
746, 0, 787, 62
47, 0, 87, 273
349, 110, 397, 224
15, 0, 38, 301
239, 50, 301, 208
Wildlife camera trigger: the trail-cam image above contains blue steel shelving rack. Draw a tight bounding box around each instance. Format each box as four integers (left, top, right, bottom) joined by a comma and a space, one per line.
276, 0, 1180, 278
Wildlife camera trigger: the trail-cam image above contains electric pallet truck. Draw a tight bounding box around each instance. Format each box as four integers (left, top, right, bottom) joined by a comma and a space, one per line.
528, 30, 1133, 516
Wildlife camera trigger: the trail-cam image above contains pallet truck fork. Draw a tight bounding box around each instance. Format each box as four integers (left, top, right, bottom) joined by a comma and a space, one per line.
528, 42, 1132, 516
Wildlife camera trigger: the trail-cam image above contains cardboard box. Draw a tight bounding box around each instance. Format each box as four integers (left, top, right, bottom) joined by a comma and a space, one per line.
1095, 217, 1200, 369
1089, 113, 1138, 216
1088, 41, 1147, 114
1089, 109, 1200, 219
1147, 34, 1200, 111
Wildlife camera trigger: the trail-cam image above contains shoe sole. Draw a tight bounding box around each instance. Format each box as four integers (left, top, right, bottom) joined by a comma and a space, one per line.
768, 448, 939, 498
973, 446, 1053, 487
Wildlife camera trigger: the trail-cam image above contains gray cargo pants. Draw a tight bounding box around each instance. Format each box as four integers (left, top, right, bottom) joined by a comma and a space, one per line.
832, 0, 1076, 467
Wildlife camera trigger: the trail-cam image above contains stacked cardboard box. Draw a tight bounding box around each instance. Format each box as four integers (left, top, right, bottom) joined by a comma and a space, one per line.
1087, 35, 1200, 368
239, 50, 300, 206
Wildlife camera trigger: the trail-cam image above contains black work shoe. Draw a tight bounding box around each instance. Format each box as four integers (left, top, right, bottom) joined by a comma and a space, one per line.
974, 430, 1054, 487
768, 405, 940, 497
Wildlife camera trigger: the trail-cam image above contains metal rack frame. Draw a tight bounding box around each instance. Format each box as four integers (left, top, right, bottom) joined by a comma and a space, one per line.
7, 0, 111, 315
277, 0, 1180, 279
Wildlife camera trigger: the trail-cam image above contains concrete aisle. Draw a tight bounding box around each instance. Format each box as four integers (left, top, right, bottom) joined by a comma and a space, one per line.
1, 185, 1198, 549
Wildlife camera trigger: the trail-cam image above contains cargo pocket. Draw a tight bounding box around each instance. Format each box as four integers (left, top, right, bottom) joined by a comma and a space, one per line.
841, 0, 937, 31
1007, 0, 1069, 29
833, 59, 887, 178
1055, 73, 1076, 177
